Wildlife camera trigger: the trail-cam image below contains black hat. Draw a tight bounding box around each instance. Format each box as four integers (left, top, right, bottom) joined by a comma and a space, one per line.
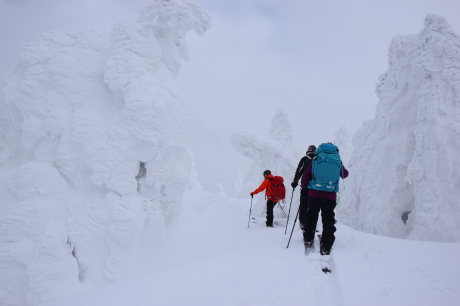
263, 170, 271, 176
306, 145, 316, 154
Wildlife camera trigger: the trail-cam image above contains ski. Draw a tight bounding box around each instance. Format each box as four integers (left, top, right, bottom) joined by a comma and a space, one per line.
322, 267, 332, 274
320, 254, 332, 273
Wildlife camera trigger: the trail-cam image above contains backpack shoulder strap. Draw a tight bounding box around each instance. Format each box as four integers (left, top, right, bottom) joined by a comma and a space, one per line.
311, 158, 317, 174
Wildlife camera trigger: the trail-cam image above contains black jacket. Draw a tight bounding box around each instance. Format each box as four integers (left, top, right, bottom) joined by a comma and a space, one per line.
293, 153, 316, 183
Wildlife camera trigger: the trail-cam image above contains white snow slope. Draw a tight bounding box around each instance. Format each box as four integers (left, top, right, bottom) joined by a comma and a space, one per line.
40, 190, 460, 306
338, 14, 460, 242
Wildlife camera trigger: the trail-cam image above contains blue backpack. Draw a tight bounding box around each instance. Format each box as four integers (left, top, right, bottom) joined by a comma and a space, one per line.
307, 143, 342, 192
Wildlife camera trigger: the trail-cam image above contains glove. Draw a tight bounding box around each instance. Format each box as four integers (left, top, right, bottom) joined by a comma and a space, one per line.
291, 182, 298, 189
250, 193, 254, 198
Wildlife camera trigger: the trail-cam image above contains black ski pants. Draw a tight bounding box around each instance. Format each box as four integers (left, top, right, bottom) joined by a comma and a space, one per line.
303, 196, 336, 252
299, 189, 309, 228
266, 200, 276, 226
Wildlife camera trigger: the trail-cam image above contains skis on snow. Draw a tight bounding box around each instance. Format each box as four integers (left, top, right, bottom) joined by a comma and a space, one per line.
304, 234, 332, 273
322, 267, 332, 273
321, 256, 332, 274
317, 234, 332, 273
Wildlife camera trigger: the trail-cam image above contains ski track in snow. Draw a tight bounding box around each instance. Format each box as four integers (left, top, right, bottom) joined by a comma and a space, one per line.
303, 251, 343, 306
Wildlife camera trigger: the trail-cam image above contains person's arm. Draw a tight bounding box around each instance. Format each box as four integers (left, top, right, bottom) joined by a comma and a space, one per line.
292, 157, 306, 188
252, 179, 269, 194
340, 166, 349, 179
293, 157, 306, 182
300, 163, 313, 189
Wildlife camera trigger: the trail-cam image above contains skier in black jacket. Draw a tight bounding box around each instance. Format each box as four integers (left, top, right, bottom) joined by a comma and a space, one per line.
291, 145, 316, 241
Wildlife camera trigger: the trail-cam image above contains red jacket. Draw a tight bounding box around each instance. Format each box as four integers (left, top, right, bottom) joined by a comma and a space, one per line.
252, 174, 279, 202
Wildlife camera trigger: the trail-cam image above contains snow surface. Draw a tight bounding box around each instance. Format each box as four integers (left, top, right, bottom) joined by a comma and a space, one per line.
39, 190, 460, 306
337, 14, 460, 243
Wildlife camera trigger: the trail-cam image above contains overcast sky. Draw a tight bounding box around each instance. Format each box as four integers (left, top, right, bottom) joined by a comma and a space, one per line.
1, 0, 460, 191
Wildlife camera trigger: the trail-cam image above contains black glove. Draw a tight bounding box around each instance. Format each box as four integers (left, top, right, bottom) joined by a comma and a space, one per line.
250, 193, 254, 198
291, 182, 298, 189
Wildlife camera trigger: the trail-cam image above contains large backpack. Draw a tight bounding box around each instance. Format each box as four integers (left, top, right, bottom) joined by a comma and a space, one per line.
268, 176, 286, 202
307, 143, 342, 192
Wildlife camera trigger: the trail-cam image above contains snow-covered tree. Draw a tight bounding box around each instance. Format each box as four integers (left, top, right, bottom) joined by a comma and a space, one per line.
0, 0, 210, 304
270, 108, 293, 148
231, 108, 300, 218
229, 168, 244, 198
337, 14, 460, 242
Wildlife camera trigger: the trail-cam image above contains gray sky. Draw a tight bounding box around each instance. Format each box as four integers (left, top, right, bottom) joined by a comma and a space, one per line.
1, 0, 460, 191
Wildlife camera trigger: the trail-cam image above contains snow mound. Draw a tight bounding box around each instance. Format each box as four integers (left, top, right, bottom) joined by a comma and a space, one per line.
338, 14, 460, 242
0, 0, 210, 305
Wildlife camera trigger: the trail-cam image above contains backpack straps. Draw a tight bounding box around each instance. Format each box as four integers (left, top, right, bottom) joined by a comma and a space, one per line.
311, 157, 317, 175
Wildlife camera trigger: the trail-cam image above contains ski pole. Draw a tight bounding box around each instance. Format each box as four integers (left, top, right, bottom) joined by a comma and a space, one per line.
277, 202, 288, 218
248, 196, 253, 228
284, 189, 295, 235
286, 204, 301, 248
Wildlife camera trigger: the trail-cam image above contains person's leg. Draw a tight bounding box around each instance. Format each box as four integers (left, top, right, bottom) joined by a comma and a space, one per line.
299, 189, 309, 230
320, 199, 337, 254
266, 200, 275, 226
303, 196, 320, 243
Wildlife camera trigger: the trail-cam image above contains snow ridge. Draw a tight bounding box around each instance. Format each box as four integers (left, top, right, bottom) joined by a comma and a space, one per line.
0, 1, 210, 305
338, 14, 460, 242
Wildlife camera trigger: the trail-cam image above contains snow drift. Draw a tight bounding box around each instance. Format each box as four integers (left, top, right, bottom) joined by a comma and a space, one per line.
0, 0, 210, 305
337, 14, 460, 242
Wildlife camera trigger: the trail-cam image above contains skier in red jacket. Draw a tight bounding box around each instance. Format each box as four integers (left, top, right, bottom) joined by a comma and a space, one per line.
251, 170, 279, 227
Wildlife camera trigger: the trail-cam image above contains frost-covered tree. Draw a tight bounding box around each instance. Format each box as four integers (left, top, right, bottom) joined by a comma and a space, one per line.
0, 0, 210, 304
231, 108, 300, 218
229, 168, 244, 198
338, 14, 460, 242
270, 108, 293, 148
